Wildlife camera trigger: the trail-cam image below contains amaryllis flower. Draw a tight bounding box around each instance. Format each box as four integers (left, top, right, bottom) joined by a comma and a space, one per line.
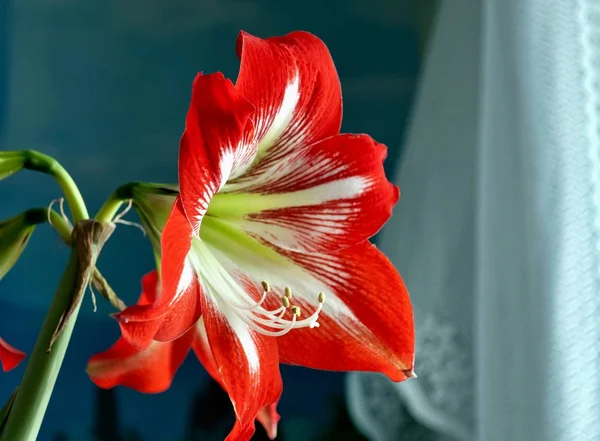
0, 337, 26, 372
88, 270, 280, 439
114, 30, 414, 440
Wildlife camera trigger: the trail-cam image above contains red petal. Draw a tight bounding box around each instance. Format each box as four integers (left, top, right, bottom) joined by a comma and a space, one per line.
191, 318, 223, 388
235, 31, 342, 167
200, 294, 282, 441
179, 72, 256, 235
194, 220, 413, 380
277, 241, 415, 381
217, 134, 399, 253
89, 270, 194, 392
192, 320, 281, 439
0, 337, 26, 372
87, 334, 193, 393
115, 199, 202, 349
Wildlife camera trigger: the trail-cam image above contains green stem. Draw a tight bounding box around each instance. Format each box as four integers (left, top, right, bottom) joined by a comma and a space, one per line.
95, 196, 124, 226
22, 150, 89, 223
95, 182, 137, 225
0, 248, 81, 441
24, 208, 72, 243
47, 211, 72, 243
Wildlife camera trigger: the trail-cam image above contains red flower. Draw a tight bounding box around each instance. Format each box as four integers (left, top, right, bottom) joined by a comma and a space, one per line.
0, 337, 26, 372
113, 30, 414, 440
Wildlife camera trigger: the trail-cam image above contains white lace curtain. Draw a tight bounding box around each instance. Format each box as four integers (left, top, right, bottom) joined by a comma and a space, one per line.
346, 1, 600, 440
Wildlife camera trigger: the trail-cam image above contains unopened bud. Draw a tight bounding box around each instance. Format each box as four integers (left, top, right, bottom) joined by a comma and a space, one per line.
126, 183, 179, 261
0, 209, 44, 280
0, 151, 26, 182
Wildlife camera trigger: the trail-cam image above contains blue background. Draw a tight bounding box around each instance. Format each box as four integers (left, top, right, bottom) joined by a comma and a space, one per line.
0, 1, 421, 439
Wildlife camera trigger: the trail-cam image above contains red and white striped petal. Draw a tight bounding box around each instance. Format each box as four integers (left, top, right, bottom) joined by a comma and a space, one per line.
199, 292, 282, 441
88, 270, 194, 393
199, 220, 414, 381
179, 72, 257, 235
116, 73, 258, 349
212, 134, 399, 253
277, 241, 415, 381
234, 31, 342, 175
0, 337, 26, 372
192, 319, 281, 440
191, 318, 221, 387
115, 208, 202, 350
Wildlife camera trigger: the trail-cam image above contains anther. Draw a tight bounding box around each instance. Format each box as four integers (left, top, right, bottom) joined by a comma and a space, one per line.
290, 305, 301, 317
261, 280, 271, 292
284, 286, 292, 299
318, 292, 325, 303
281, 296, 291, 308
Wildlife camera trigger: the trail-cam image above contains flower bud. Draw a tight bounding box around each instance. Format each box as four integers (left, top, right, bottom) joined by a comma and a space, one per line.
0, 151, 26, 182
0, 210, 44, 280
119, 183, 178, 261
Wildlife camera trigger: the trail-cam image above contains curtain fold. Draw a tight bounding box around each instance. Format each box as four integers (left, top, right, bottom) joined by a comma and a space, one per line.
347, 1, 600, 440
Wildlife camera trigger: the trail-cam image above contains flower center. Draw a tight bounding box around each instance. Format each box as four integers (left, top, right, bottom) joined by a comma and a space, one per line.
192, 230, 326, 337
203, 267, 326, 337
219, 281, 326, 337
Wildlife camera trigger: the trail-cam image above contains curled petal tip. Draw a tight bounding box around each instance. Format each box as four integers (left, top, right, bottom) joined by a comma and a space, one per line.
403, 369, 417, 379
256, 402, 281, 440
110, 311, 132, 325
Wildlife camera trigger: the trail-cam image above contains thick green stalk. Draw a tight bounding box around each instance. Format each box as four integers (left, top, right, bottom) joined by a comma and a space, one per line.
0, 151, 92, 440
94, 197, 124, 226
22, 150, 89, 223
0, 248, 81, 441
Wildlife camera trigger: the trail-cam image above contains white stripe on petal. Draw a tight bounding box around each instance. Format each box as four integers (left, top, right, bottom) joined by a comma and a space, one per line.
257, 75, 300, 154
281, 176, 370, 206
226, 310, 260, 372
171, 259, 194, 306
211, 176, 371, 217
218, 149, 235, 189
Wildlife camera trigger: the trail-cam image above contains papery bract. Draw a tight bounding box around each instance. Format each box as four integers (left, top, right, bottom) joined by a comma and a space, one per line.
108, 30, 414, 441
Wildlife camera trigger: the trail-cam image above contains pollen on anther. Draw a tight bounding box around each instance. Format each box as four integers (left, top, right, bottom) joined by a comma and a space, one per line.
261, 280, 271, 292
290, 305, 301, 317
282, 296, 291, 308
284, 286, 292, 299
318, 292, 326, 303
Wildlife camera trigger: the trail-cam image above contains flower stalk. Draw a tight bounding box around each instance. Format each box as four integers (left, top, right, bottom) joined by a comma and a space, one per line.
13, 150, 90, 223
0, 246, 81, 441
0, 151, 95, 441
0, 220, 113, 441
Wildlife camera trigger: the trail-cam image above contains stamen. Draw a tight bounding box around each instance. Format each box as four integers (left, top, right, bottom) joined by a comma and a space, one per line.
205, 271, 327, 338
308, 292, 326, 328
221, 282, 270, 312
